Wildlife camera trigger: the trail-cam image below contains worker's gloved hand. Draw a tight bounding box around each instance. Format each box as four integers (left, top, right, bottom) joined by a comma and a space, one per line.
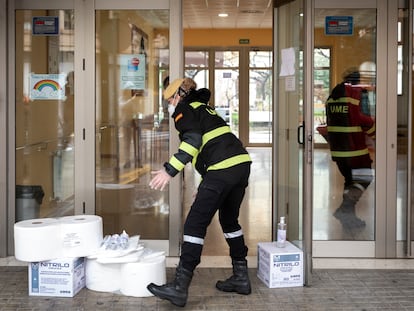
149, 170, 172, 191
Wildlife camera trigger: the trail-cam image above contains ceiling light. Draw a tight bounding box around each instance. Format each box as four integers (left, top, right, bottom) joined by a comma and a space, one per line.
218, 13, 228, 17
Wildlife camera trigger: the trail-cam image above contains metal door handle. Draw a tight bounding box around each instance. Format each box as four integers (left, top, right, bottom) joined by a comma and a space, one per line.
297, 123, 304, 145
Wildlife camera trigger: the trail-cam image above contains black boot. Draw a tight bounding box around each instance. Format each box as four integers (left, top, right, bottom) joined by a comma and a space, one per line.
334, 207, 366, 228
147, 262, 193, 307
334, 186, 365, 228
216, 259, 251, 295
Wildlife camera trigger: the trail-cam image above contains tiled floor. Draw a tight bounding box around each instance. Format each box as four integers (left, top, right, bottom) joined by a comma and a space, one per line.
1, 265, 414, 310
5, 147, 414, 310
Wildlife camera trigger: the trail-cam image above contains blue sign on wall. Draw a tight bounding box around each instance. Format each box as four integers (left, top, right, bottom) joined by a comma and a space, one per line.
32, 17, 59, 36
325, 16, 353, 35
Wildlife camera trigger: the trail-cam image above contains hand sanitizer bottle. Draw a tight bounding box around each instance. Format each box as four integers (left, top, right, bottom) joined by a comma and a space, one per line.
119, 230, 129, 249
277, 216, 287, 248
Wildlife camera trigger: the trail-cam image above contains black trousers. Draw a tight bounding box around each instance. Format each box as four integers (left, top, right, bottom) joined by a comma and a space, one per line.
180, 162, 251, 272
336, 160, 372, 190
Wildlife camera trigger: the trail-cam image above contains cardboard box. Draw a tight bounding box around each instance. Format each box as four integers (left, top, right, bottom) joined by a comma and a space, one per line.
28, 257, 85, 297
257, 241, 303, 288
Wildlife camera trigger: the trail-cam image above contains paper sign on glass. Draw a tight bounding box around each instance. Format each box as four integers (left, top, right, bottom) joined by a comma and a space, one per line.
120, 54, 146, 90
279, 47, 296, 77
29, 73, 66, 100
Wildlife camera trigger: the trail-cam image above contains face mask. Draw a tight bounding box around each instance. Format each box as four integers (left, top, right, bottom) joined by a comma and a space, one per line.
168, 93, 179, 116
168, 104, 176, 116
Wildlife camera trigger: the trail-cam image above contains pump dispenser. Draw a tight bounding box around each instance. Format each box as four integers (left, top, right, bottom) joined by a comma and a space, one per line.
276, 216, 287, 248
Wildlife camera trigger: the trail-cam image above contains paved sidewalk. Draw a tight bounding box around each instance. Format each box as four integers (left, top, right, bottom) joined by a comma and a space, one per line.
1, 266, 414, 310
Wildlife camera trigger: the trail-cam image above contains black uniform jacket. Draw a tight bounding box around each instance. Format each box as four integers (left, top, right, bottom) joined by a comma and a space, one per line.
164, 88, 251, 177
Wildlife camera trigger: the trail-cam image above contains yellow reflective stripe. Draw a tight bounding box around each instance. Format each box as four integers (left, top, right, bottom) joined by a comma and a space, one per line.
190, 101, 204, 109
207, 154, 251, 171
179, 141, 199, 157
192, 153, 198, 166
169, 156, 186, 171
327, 97, 359, 106
331, 148, 369, 158
348, 97, 360, 106
202, 126, 231, 146
366, 124, 375, 135
327, 126, 362, 133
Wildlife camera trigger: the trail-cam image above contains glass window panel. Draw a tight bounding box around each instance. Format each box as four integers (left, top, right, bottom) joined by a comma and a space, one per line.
249, 51, 272, 67
185, 69, 209, 89
398, 45, 403, 95
396, 8, 409, 243
314, 47, 330, 68
249, 69, 272, 144
215, 69, 239, 136
15, 10, 75, 220
185, 51, 208, 67
249, 50, 272, 144
313, 48, 330, 145
313, 8, 376, 241
215, 51, 239, 68
185, 51, 209, 89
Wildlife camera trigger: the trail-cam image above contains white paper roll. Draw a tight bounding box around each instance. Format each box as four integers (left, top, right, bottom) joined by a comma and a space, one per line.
85, 258, 121, 292
14, 218, 61, 262
120, 256, 166, 297
60, 215, 103, 258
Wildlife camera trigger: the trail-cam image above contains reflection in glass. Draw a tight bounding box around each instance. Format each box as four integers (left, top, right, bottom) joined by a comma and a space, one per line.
313, 9, 376, 241
95, 10, 170, 239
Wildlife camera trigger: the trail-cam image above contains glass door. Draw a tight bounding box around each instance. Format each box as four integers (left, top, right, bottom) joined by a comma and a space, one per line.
14, 4, 75, 221
275, 0, 401, 277
313, 6, 377, 252
312, 0, 399, 259
94, 8, 171, 242
274, 0, 310, 282
92, 0, 178, 254
11, 0, 177, 255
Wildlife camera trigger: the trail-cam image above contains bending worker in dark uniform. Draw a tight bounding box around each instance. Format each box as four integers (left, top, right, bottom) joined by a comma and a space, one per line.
326, 70, 375, 229
147, 78, 252, 307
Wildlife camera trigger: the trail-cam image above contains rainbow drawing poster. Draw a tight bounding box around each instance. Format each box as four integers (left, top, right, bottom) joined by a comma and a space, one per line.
30, 73, 66, 100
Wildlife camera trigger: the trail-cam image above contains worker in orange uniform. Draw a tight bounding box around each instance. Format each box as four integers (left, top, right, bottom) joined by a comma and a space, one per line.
326, 69, 375, 229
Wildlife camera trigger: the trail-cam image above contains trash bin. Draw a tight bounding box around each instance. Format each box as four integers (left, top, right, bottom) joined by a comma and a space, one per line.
15, 185, 45, 222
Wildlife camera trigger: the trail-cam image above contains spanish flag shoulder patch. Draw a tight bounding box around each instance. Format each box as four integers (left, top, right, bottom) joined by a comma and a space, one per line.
175, 112, 183, 122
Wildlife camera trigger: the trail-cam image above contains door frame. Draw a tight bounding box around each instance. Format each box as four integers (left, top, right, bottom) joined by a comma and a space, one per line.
408, 0, 414, 257
273, 0, 401, 273
1, 0, 8, 257
273, 0, 312, 284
